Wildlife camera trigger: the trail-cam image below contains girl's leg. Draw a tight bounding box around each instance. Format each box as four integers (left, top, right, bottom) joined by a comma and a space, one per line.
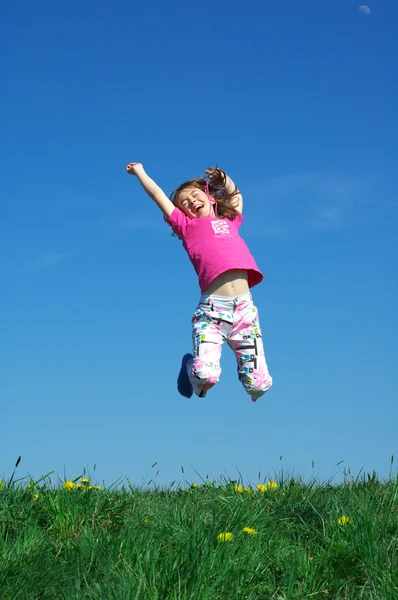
228, 298, 272, 402
189, 304, 225, 398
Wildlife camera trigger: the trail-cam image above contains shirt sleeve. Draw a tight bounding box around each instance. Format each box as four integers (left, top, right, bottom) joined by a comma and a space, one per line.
166, 207, 189, 239
234, 212, 244, 228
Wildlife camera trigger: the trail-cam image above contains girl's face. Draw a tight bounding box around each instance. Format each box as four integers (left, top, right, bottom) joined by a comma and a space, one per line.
176, 186, 215, 219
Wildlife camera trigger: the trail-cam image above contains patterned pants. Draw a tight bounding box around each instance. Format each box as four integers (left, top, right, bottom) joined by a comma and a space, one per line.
189, 293, 272, 401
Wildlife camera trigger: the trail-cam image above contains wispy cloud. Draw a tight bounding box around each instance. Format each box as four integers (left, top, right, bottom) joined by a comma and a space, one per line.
245, 172, 374, 236
120, 219, 163, 231
94, 216, 165, 234
19, 252, 70, 273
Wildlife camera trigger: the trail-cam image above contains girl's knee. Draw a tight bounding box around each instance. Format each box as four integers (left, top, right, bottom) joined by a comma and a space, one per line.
191, 359, 221, 388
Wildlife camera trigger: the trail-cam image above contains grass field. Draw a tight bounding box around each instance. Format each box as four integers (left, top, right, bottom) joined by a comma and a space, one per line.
0, 465, 397, 599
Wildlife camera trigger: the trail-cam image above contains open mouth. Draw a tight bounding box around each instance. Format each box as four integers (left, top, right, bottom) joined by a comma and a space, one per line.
194, 204, 204, 214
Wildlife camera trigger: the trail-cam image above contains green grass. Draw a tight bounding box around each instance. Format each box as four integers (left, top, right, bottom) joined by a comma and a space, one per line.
0, 472, 397, 599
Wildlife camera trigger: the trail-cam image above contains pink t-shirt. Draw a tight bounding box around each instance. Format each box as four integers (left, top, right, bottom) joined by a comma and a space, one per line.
166, 208, 263, 293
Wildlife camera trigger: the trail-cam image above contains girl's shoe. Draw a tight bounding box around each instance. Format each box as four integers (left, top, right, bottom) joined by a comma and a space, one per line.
177, 353, 193, 398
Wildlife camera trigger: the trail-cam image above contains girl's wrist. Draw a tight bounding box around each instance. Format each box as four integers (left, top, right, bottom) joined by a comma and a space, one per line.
135, 166, 147, 179
225, 177, 238, 193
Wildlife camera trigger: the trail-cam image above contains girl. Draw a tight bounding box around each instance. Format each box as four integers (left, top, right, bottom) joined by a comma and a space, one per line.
126, 162, 272, 402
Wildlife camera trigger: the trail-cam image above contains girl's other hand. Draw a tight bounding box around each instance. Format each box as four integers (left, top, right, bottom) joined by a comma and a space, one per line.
205, 167, 226, 185
126, 162, 144, 175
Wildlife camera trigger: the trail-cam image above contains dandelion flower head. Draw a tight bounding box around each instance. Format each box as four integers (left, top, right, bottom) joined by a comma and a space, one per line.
217, 532, 233, 542
242, 527, 257, 535
63, 481, 75, 490
337, 515, 352, 526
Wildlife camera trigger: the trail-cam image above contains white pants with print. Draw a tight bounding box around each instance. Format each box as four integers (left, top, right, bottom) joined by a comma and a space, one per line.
189, 293, 272, 401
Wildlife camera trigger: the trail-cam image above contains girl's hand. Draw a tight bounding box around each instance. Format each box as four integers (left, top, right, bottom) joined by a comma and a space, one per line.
205, 167, 226, 185
126, 162, 144, 176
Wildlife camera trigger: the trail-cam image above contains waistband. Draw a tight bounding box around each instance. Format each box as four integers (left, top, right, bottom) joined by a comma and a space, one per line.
199, 292, 252, 308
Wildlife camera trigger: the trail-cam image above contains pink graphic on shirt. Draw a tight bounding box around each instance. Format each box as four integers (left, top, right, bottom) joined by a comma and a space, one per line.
211, 220, 230, 235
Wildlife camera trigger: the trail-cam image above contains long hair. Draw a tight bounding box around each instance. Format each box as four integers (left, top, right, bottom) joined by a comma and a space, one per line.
169, 168, 241, 220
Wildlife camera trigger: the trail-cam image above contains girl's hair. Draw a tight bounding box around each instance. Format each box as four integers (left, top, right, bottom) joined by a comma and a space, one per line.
169, 168, 241, 220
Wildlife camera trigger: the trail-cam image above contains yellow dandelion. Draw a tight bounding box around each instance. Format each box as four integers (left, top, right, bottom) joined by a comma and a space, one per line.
244, 487, 252, 493
257, 484, 267, 492
268, 481, 277, 489
337, 515, 352, 526
234, 485, 244, 493
80, 478, 90, 485
217, 532, 233, 542
93, 485, 101, 490
62, 481, 75, 490
242, 527, 257, 535
87, 486, 94, 491
33, 494, 39, 501
0, 480, 5, 488
76, 483, 84, 489
191, 483, 199, 488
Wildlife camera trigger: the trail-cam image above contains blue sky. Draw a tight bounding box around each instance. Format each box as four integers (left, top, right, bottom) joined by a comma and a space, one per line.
2, 0, 397, 488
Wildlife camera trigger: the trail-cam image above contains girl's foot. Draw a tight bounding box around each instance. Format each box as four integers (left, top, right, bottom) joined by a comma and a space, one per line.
177, 354, 193, 398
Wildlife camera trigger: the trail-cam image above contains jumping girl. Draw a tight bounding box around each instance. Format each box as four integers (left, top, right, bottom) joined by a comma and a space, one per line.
126, 162, 272, 402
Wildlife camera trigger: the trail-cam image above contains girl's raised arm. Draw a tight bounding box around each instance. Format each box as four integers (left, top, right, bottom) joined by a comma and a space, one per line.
126, 162, 175, 218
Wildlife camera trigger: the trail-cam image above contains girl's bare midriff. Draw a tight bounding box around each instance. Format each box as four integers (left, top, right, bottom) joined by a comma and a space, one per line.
203, 269, 250, 297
